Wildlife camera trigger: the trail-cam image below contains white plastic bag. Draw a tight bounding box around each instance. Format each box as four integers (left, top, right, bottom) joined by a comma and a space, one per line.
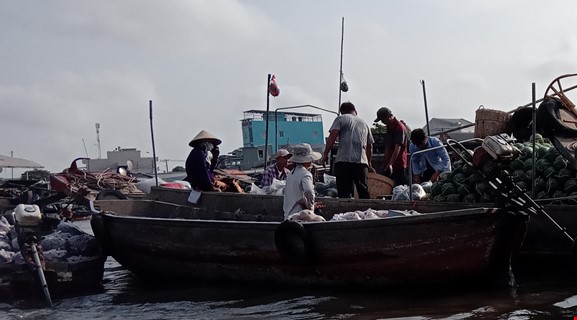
249, 183, 265, 194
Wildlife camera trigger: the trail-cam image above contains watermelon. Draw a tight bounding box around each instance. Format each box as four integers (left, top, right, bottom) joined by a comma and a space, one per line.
441, 182, 457, 196
510, 158, 525, 171
463, 193, 478, 203
553, 156, 568, 170
446, 194, 461, 202
431, 182, 443, 197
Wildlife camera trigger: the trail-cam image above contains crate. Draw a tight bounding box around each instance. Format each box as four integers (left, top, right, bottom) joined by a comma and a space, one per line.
474, 106, 511, 138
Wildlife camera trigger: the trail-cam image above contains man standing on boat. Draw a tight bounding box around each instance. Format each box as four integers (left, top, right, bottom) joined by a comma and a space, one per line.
374, 107, 410, 186
409, 128, 451, 183
260, 149, 293, 188
321, 102, 374, 199
184, 130, 222, 192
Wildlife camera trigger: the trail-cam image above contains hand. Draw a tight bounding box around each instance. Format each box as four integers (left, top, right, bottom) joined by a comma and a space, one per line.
210, 146, 220, 158
314, 202, 326, 209
320, 154, 328, 167
431, 171, 441, 183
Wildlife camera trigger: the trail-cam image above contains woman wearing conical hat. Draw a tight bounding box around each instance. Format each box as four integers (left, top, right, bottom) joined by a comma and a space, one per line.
184, 130, 222, 192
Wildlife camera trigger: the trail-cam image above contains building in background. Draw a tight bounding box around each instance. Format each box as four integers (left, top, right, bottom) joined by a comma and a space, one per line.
236, 109, 325, 170
84, 147, 156, 174
424, 118, 474, 142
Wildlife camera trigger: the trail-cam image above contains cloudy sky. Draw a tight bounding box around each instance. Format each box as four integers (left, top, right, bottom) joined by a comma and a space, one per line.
2, 0, 577, 176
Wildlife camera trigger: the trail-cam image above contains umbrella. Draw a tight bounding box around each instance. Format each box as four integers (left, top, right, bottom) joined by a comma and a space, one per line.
0, 154, 44, 169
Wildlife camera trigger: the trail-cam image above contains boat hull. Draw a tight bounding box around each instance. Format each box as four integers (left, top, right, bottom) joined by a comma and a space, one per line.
146, 187, 575, 259
93, 199, 527, 288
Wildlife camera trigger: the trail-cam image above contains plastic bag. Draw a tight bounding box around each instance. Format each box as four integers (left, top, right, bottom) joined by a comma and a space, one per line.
248, 183, 265, 194
392, 184, 427, 200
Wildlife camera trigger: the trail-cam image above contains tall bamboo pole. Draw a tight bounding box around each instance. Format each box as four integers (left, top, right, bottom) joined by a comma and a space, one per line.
338, 17, 344, 114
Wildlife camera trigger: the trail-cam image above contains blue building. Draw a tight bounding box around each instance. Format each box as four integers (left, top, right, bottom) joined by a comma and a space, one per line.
237, 110, 325, 169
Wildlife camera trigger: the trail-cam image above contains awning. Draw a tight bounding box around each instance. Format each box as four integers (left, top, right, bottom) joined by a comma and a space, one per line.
0, 154, 44, 169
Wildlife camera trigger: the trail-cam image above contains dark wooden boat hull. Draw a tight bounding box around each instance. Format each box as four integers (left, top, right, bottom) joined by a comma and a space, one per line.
146, 187, 575, 259
93, 199, 527, 288
0, 256, 106, 299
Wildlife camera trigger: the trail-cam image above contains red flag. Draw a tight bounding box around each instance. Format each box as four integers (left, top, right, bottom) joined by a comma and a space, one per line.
269, 75, 280, 97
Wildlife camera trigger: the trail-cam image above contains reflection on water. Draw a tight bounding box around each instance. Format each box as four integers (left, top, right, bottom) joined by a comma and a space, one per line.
0, 220, 576, 319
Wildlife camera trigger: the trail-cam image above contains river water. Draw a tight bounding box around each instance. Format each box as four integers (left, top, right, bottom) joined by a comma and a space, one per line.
1, 222, 577, 320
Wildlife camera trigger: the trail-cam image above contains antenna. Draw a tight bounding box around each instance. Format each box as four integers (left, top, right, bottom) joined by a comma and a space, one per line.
82, 138, 89, 157
95, 123, 102, 159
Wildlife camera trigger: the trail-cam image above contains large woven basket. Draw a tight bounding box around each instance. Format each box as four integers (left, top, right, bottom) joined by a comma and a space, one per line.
355, 172, 394, 199
474, 106, 511, 138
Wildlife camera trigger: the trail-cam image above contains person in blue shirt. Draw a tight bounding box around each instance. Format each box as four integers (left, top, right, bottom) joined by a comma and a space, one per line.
409, 128, 451, 183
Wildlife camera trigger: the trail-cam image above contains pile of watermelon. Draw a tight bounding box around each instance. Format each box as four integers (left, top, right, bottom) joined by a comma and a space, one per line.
430, 135, 577, 203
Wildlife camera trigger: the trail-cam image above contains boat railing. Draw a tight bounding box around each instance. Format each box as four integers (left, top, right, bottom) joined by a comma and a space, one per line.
408, 138, 483, 201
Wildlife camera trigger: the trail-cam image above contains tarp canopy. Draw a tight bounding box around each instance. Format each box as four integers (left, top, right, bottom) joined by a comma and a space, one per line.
0, 154, 44, 169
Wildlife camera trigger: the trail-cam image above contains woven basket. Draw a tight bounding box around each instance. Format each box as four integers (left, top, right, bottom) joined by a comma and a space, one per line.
355, 172, 394, 199
474, 107, 511, 138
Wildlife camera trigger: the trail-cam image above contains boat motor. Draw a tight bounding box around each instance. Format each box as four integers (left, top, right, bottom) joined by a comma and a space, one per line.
13, 204, 54, 306
446, 135, 575, 246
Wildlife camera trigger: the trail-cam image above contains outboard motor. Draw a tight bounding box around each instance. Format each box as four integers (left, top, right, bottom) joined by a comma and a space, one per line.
13, 204, 54, 307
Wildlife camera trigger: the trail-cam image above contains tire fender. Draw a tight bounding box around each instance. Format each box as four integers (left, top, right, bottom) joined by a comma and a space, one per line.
274, 220, 315, 264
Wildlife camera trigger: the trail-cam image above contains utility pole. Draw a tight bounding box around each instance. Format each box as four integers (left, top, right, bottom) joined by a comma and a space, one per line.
95, 123, 102, 159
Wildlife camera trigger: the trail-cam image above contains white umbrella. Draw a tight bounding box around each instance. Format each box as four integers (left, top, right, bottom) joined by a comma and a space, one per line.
0, 154, 44, 169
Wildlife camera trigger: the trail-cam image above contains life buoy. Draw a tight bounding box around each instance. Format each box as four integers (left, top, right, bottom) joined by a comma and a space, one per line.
274, 220, 315, 263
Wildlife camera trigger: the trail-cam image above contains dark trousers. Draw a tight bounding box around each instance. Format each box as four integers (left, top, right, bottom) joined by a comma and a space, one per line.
334, 162, 370, 199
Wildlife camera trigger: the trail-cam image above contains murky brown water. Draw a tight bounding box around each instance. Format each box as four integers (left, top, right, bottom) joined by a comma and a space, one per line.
1, 221, 576, 320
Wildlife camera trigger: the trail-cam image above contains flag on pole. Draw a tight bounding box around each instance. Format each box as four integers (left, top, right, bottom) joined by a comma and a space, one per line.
269, 75, 280, 97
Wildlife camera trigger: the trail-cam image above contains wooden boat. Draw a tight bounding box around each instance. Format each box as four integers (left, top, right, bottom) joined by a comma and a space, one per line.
91, 196, 527, 288
0, 255, 106, 299
145, 187, 577, 263
0, 220, 106, 300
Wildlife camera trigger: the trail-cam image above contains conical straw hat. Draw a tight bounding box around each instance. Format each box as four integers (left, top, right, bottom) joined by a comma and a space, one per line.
188, 130, 222, 147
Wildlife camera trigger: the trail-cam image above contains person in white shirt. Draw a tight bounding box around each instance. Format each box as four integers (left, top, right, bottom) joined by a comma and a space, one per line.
283, 143, 321, 219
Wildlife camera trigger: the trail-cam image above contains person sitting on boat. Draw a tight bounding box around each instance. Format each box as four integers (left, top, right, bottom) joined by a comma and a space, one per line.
374, 107, 410, 186
283, 143, 322, 219
260, 149, 293, 188
409, 128, 451, 183
184, 130, 222, 192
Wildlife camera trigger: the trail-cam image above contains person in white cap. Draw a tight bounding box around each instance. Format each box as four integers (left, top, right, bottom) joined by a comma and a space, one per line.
184, 130, 222, 192
283, 143, 322, 219
260, 149, 293, 188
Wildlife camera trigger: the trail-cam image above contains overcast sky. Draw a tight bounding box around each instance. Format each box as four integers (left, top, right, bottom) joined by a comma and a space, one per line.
2, 0, 577, 176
